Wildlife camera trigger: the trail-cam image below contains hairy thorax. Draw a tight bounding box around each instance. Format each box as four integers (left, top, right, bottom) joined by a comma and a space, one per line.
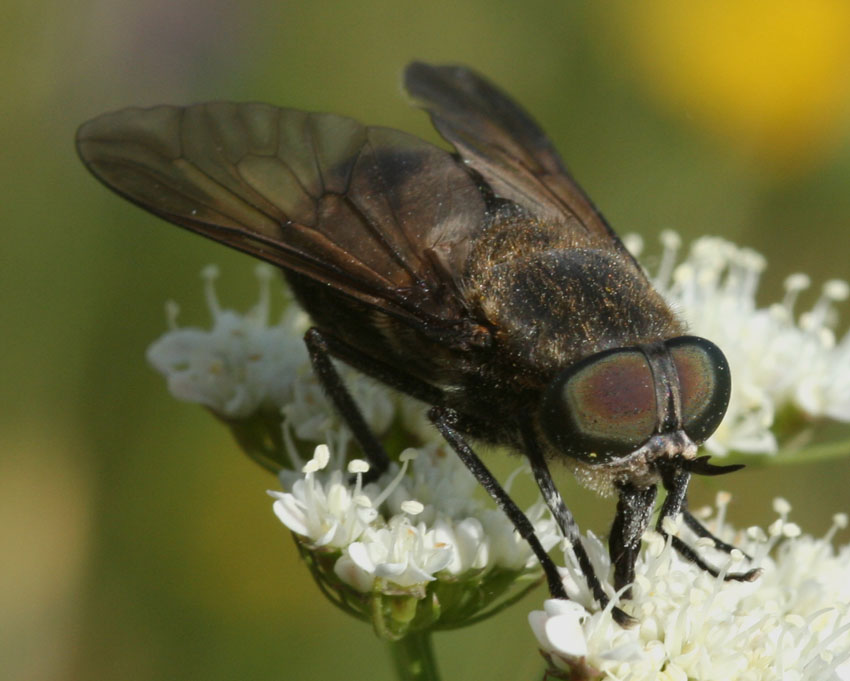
463, 217, 684, 384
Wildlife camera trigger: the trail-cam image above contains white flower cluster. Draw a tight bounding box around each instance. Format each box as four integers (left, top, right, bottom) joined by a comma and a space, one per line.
271, 443, 560, 592
627, 232, 850, 455
146, 264, 306, 418
146, 264, 394, 436
531, 495, 850, 681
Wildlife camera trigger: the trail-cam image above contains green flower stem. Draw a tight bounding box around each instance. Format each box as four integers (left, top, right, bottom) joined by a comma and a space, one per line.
725, 433, 850, 467
386, 631, 442, 681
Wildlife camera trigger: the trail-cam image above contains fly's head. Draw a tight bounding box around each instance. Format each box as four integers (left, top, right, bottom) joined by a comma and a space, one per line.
539, 336, 732, 492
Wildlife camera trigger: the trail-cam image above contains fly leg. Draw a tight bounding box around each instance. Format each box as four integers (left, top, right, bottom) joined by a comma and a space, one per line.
429, 406, 569, 601
682, 503, 750, 558
304, 327, 441, 477
656, 464, 761, 582
609, 483, 658, 600
518, 423, 636, 627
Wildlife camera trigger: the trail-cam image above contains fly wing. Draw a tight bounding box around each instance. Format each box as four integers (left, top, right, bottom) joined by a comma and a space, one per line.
404, 62, 630, 253
76, 102, 487, 332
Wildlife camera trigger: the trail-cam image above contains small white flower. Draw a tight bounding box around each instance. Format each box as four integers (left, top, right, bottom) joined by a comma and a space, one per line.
531, 496, 850, 681
385, 446, 562, 574
529, 599, 591, 658
272, 441, 560, 593
270, 445, 379, 548
482, 500, 562, 571
631, 232, 850, 455
147, 265, 395, 435
339, 517, 455, 590
147, 265, 307, 418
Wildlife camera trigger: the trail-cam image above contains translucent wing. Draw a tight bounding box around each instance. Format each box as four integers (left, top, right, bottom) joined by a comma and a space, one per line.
76, 102, 487, 329
404, 62, 628, 251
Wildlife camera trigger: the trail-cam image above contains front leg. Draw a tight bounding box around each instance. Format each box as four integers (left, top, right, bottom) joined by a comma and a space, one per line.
609, 482, 657, 599
518, 422, 636, 627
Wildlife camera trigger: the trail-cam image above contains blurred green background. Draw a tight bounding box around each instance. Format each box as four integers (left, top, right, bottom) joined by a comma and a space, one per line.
4, 1, 850, 679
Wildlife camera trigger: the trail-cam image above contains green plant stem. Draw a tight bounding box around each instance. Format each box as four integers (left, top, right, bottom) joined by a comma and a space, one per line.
387, 631, 442, 681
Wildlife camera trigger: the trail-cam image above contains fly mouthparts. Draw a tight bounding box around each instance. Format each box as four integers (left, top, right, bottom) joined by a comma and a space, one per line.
683, 456, 746, 477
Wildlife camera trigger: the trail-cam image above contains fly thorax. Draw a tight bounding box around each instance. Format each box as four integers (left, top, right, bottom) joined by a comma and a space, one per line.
473, 248, 683, 371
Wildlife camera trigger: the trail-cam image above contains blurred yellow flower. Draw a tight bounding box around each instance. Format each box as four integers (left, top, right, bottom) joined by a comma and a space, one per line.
612, 0, 850, 171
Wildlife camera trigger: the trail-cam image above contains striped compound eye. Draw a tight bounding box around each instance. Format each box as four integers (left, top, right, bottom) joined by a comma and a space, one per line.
540, 337, 730, 463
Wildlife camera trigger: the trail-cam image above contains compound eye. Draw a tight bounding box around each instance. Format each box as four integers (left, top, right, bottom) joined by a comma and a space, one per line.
666, 336, 731, 445
541, 348, 656, 463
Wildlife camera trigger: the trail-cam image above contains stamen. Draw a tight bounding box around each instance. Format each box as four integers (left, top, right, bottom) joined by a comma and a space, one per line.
503, 461, 530, 494
348, 459, 370, 496
281, 418, 305, 472
715, 490, 731, 528
622, 233, 644, 258
824, 513, 849, 543
201, 264, 222, 318
782, 273, 810, 316
738, 249, 766, 302
401, 500, 424, 515
165, 300, 180, 330
371, 449, 418, 507
303, 444, 331, 473
657, 229, 682, 289
773, 497, 792, 518
805, 279, 850, 332
782, 522, 802, 538
348, 459, 370, 474
251, 264, 274, 326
